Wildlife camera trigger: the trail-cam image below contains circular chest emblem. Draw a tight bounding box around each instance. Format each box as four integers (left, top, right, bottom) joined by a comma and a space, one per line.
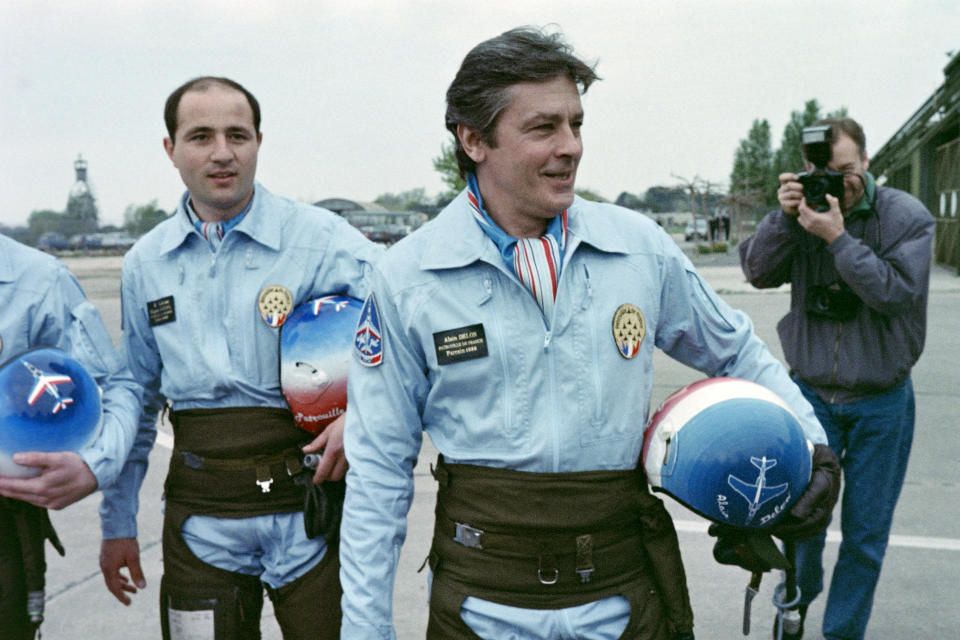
612, 303, 645, 359
258, 285, 294, 328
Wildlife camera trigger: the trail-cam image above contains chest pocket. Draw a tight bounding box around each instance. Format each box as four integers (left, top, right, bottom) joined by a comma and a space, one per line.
423, 270, 533, 453
557, 261, 654, 448
146, 259, 209, 396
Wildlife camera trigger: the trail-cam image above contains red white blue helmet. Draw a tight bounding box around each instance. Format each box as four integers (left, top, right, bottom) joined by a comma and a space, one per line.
642, 377, 813, 529
279, 295, 363, 435
0, 347, 102, 478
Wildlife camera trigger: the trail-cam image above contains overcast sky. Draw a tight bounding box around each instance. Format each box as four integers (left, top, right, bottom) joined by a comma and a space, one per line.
2, 0, 958, 228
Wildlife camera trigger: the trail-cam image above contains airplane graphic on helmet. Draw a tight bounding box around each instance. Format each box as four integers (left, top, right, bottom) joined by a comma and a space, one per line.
727, 456, 789, 526
23, 360, 74, 414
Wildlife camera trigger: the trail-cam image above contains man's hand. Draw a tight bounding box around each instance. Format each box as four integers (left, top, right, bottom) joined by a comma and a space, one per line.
797, 194, 845, 244
100, 537, 146, 605
302, 413, 347, 484
777, 173, 804, 216
772, 444, 841, 542
0, 451, 98, 509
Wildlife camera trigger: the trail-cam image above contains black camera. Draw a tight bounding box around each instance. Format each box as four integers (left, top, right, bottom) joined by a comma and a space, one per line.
804, 281, 861, 321
797, 125, 844, 211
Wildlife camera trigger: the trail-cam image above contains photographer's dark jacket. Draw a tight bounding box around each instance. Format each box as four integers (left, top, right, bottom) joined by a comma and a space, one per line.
739, 178, 935, 403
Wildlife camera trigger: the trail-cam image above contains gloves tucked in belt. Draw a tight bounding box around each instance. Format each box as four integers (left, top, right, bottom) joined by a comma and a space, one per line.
294, 475, 346, 544
771, 443, 841, 542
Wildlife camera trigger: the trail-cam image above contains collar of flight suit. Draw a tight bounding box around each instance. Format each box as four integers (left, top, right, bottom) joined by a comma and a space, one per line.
419, 189, 634, 273
157, 182, 283, 256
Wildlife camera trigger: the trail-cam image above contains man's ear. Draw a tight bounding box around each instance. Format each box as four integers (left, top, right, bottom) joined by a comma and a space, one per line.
862, 155, 870, 172
163, 137, 176, 165
457, 124, 486, 165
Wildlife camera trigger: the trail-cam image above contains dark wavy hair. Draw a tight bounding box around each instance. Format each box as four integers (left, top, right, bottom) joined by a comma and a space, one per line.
164, 76, 261, 140
445, 26, 599, 177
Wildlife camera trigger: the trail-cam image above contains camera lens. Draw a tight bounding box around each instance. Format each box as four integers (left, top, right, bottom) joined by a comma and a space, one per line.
805, 179, 826, 201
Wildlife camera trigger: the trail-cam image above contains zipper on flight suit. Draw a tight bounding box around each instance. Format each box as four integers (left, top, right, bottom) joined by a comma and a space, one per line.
484, 276, 516, 437
582, 265, 604, 424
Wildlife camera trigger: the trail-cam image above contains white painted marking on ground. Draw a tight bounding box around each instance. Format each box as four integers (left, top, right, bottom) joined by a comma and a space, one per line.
674, 518, 960, 551
156, 429, 173, 450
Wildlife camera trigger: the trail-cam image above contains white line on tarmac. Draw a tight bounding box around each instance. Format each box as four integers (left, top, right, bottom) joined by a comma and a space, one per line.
153, 431, 960, 553
156, 429, 173, 450
673, 519, 960, 552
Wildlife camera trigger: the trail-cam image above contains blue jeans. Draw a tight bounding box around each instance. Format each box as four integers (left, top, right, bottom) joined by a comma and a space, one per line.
793, 377, 915, 640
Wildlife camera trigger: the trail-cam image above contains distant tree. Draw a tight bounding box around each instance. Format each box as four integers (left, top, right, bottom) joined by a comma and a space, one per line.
674, 174, 723, 244
730, 118, 775, 218
731, 119, 773, 195
773, 99, 822, 187
0, 224, 32, 245
433, 141, 466, 197
26, 209, 67, 245
644, 185, 688, 213
574, 188, 606, 202
123, 200, 170, 236
374, 188, 429, 211
826, 106, 849, 119
615, 191, 645, 210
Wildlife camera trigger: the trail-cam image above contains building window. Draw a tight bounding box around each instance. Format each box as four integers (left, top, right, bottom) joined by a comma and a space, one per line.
952, 191, 958, 217
942, 192, 948, 217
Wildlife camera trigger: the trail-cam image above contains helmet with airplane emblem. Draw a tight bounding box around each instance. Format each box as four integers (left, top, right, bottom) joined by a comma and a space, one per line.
279, 295, 363, 435
642, 377, 813, 529
0, 347, 102, 478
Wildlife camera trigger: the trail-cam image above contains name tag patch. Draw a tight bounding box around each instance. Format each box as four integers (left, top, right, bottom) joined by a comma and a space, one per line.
147, 296, 176, 326
433, 323, 488, 366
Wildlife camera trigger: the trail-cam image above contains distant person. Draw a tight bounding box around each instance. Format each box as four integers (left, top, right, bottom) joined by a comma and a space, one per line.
97, 76, 382, 639
739, 117, 935, 640
338, 27, 838, 640
0, 233, 141, 640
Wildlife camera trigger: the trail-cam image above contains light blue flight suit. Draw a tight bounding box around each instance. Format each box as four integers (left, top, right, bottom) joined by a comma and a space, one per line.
340, 192, 827, 640
0, 233, 141, 485
1, 233, 141, 639
100, 185, 382, 589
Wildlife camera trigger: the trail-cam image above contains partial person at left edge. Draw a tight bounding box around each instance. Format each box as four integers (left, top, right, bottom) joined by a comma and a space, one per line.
97, 76, 383, 640
0, 233, 143, 640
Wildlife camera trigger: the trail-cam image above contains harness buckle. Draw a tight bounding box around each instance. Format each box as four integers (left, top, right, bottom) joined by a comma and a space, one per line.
453, 522, 484, 549
256, 464, 273, 493
575, 534, 595, 583
538, 551, 559, 585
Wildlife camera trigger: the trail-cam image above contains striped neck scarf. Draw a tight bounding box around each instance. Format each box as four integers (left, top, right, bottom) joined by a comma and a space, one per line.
466, 173, 568, 318
186, 196, 252, 252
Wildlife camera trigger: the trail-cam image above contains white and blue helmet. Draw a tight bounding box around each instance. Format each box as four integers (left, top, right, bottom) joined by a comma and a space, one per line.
0, 347, 102, 478
642, 377, 813, 529
279, 295, 363, 435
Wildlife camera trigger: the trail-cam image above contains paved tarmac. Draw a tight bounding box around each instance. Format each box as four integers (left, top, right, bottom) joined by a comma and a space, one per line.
28, 250, 960, 639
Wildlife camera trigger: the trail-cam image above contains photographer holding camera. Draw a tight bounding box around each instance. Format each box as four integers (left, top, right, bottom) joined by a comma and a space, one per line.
739, 118, 935, 640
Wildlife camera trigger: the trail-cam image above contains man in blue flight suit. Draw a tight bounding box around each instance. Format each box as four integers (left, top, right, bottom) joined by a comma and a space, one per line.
97, 77, 383, 639
339, 27, 840, 640
0, 234, 142, 640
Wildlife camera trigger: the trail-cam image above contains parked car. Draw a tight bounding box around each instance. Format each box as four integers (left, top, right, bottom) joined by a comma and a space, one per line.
684, 219, 709, 241
37, 232, 69, 251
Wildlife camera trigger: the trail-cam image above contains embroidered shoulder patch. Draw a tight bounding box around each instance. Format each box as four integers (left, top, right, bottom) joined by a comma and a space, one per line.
354, 294, 383, 367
